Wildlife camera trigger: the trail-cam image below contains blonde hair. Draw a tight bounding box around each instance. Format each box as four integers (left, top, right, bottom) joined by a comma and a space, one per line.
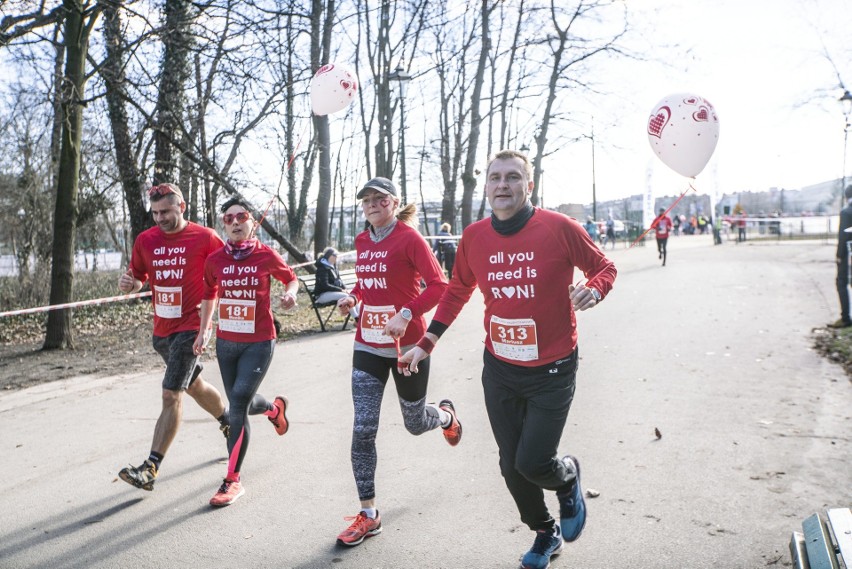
440, 222, 451, 232
396, 203, 418, 227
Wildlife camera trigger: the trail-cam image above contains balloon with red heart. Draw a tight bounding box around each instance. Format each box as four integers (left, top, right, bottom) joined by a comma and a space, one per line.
647, 93, 720, 178
311, 63, 359, 116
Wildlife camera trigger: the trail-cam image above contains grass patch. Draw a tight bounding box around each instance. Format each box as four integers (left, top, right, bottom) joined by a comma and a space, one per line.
813, 325, 852, 380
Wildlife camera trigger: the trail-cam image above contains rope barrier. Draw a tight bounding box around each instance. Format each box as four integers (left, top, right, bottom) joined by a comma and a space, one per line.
0, 248, 359, 317
0, 291, 152, 318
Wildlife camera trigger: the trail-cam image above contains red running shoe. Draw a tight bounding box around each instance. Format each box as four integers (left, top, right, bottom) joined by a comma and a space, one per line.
209, 478, 244, 507
269, 396, 289, 436
439, 399, 462, 446
336, 511, 382, 546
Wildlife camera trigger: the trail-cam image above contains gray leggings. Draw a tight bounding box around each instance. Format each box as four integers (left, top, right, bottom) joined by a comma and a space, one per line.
350, 350, 442, 501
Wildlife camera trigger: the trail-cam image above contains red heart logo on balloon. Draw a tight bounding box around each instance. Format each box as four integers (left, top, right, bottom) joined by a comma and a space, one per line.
693, 106, 709, 122
684, 97, 698, 105
648, 106, 671, 138
316, 64, 334, 76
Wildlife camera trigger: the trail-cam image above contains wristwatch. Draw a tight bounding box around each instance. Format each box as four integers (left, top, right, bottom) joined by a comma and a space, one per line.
589, 288, 601, 302
400, 307, 413, 320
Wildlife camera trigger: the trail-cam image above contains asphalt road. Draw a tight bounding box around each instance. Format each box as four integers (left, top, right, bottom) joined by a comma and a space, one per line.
2, 236, 849, 569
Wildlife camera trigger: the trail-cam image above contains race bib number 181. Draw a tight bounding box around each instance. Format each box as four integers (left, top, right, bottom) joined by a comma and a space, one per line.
154, 285, 182, 319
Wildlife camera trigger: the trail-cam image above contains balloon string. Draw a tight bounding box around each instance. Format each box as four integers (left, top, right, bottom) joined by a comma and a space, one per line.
629, 180, 697, 249
286, 119, 311, 172
257, 198, 275, 226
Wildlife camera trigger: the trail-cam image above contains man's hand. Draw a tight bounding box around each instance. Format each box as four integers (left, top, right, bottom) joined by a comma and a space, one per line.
118, 269, 139, 293
569, 283, 598, 311
398, 345, 428, 376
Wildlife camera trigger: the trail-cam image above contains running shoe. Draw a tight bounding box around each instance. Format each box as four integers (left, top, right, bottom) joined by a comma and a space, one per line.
519, 524, 562, 569
209, 478, 244, 507
269, 396, 289, 436
438, 399, 462, 446
556, 455, 586, 542
336, 511, 382, 546
219, 421, 230, 439
118, 459, 158, 491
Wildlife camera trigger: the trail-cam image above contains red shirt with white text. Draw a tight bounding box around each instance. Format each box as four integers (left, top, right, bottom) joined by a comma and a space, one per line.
129, 222, 224, 337
202, 243, 296, 342
433, 209, 616, 367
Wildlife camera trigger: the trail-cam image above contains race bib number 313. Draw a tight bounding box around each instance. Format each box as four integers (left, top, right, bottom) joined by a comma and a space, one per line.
489, 315, 539, 362
360, 305, 396, 344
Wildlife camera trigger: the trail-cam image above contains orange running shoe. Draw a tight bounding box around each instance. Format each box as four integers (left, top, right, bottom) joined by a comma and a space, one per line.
269, 396, 289, 436
439, 399, 462, 446
336, 511, 382, 546
209, 478, 244, 507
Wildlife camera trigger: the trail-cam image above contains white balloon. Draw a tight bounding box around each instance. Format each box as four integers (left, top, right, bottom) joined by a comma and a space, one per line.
310, 63, 358, 116
647, 93, 720, 178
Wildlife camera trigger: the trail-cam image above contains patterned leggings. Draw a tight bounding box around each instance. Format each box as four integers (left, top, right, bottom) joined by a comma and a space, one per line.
350, 350, 442, 501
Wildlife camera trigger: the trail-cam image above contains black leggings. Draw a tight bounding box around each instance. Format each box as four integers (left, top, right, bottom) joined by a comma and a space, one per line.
482, 348, 578, 531
216, 338, 276, 477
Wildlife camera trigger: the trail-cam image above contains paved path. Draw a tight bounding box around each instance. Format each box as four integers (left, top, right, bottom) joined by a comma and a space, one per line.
2, 237, 849, 569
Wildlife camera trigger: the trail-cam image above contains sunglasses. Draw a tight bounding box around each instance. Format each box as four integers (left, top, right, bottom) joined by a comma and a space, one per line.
148, 184, 180, 197
223, 211, 252, 224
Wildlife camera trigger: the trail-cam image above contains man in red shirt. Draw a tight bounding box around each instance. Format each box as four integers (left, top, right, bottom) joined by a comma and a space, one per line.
117, 183, 228, 491
401, 149, 616, 569
653, 207, 673, 266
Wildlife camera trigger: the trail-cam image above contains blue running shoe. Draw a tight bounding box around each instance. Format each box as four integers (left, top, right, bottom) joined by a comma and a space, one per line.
519, 524, 563, 569
557, 455, 586, 542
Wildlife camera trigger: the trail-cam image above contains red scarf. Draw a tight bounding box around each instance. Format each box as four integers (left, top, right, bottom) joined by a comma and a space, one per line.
224, 238, 258, 260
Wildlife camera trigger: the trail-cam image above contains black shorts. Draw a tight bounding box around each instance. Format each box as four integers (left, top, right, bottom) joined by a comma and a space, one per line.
152, 331, 203, 391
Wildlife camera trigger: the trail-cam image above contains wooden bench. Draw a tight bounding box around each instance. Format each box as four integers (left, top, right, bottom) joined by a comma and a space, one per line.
790, 508, 852, 569
297, 268, 358, 332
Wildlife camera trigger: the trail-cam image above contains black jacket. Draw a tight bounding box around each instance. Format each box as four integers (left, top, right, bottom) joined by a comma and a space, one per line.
314, 258, 346, 294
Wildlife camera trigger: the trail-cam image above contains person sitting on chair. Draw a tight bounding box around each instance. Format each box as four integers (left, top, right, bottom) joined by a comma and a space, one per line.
314, 247, 349, 305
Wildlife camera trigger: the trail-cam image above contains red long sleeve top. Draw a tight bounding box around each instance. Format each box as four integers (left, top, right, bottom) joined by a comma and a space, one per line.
433, 208, 616, 367
350, 222, 448, 348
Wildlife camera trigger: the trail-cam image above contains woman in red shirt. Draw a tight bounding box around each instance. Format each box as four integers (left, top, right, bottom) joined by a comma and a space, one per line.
333, 177, 459, 547
193, 197, 299, 507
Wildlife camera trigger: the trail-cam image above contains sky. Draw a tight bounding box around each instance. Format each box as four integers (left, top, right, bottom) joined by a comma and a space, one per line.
539, 0, 852, 208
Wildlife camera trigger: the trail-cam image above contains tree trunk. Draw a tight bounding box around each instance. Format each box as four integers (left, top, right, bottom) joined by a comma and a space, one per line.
460, 1, 491, 228
101, 0, 151, 243
152, 0, 193, 185
310, 0, 334, 256
44, 1, 99, 350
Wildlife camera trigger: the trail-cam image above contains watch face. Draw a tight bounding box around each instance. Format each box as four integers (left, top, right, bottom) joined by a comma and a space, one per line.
401, 308, 412, 319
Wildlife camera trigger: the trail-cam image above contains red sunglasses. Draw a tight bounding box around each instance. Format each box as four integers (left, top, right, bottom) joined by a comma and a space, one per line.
223, 211, 252, 224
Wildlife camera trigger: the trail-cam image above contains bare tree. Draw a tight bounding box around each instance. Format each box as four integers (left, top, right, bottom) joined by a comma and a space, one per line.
310, 0, 334, 257
458, 0, 496, 228
528, 0, 628, 206
100, 0, 150, 242
152, 0, 194, 185
44, 0, 102, 350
